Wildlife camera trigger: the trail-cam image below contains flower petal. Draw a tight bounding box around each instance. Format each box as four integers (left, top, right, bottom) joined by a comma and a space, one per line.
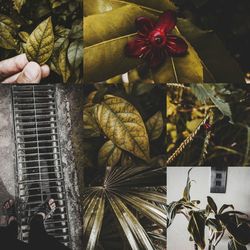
148, 48, 166, 68
125, 37, 150, 58
155, 11, 177, 34
135, 17, 155, 35
166, 35, 188, 55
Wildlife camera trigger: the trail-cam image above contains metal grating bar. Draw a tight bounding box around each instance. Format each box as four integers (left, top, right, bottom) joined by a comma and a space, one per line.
12, 85, 71, 247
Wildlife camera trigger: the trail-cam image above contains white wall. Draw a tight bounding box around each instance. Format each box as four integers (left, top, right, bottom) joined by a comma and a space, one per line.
167, 167, 250, 250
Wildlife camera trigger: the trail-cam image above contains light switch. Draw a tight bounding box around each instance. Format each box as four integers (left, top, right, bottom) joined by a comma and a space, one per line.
210, 167, 228, 193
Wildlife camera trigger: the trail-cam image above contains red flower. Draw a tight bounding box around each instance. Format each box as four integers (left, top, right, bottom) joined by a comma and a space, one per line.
125, 11, 188, 68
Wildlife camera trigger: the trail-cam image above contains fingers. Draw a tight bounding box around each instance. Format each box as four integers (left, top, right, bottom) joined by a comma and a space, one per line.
16, 62, 42, 83
0, 54, 28, 81
41, 64, 50, 78
2, 64, 50, 84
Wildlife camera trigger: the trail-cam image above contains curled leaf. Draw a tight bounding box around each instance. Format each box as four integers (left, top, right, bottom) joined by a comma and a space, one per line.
25, 17, 54, 65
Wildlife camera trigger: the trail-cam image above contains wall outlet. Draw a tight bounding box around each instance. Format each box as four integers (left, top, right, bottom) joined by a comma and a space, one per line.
210, 167, 228, 193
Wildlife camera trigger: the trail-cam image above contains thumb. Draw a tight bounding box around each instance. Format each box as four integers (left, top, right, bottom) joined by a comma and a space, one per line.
16, 62, 42, 83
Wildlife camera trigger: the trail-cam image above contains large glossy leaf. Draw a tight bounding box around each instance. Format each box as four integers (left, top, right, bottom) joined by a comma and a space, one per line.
25, 17, 54, 65
110, 0, 177, 13
67, 40, 83, 69
84, 34, 141, 83
83, 0, 176, 16
84, 5, 153, 47
188, 211, 206, 249
13, 0, 26, 13
98, 140, 122, 167
146, 111, 164, 141
228, 239, 247, 250
153, 35, 203, 83
83, 4, 154, 83
96, 95, 150, 161
84, 0, 114, 16
83, 190, 105, 250
177, 18, 245, 82
107, 193, 155, 250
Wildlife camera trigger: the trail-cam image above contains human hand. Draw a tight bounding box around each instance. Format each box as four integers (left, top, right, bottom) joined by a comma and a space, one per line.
0, 54, 50, 84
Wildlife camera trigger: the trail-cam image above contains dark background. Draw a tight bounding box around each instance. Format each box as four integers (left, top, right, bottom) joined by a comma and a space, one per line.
173, 0, 250, 78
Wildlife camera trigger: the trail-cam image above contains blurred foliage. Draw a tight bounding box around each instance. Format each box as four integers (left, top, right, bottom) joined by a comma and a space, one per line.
173, 0, 250, 79
82, 83, 167, 249
0, 0, 83, 83
166, 83, 250, 167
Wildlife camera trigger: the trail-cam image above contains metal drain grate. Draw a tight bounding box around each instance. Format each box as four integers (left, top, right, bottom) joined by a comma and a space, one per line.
12, 85, 71, 247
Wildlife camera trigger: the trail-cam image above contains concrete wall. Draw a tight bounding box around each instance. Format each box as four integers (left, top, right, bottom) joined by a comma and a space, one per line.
167, 167, 250, 250
56, 85, 84, 250
0, 86, 16, 218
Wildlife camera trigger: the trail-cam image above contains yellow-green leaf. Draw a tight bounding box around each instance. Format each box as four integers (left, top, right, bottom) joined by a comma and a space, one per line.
146, 111, 164, 141
67, 40, 83, 69
83, 5, 155, 83
83, 105, 101, 138
18, 31, 29, 42
98, 140, 122, 167
84, 0, 115, 16
96, 95, 150, 161
84, 34, 141, 83
83, 0, 177, 16
0, 23, 17, 50
13, 0, 26, 13
0, 14, 18, 32
58, 40, 71, 83
153, 35, 203, 83
84, 5, 154, 47
25, 17, 54, 65
110, 0, 177, 13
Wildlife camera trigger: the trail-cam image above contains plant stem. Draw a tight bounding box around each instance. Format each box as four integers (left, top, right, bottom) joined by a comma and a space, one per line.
194, 243, 198, 250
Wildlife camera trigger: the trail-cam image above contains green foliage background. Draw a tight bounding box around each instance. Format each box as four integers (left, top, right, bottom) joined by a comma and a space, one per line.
0, 0, 83, 83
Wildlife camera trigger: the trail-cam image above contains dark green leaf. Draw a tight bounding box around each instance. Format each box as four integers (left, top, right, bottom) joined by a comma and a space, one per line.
207, 196, 218, 214
188, 211, 206, 249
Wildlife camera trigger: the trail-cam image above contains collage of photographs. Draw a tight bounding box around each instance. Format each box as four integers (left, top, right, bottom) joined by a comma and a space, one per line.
0, 0, 249, 250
